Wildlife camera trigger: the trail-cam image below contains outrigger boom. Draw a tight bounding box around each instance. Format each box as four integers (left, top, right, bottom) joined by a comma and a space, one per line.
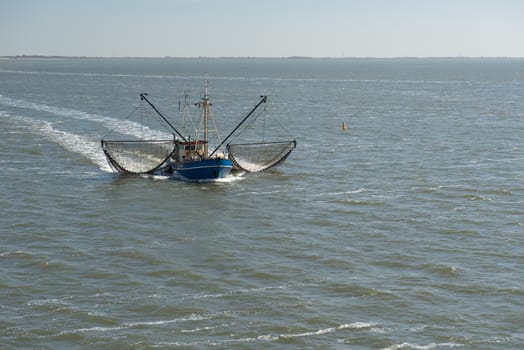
139, 93, 187, 142
209, 95, 267, 157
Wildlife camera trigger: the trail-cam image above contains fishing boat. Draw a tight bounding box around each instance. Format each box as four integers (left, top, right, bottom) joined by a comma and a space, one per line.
101, 77, 296, 182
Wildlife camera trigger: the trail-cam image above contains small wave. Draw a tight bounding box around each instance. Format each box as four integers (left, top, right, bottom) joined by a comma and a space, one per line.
186, 284, 285, 300
280, 327, 336, 338
275, 323, 376, 340
27, 296, 73, 307
318, 187, 368, 197
381, 342, 462, 350
180, 322, 235, 334
422, 184, 517, 202
150, 322, 377, 347
341, 198, 387, 206
125, 314, 211, 328
0, 250, 34, 258
313, 188, 369, 198
421, 263, 459, 277
339, 322, 376, 329
62, 313, 211, 336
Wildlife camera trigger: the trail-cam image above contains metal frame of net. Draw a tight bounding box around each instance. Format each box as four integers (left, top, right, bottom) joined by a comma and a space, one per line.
227, 140, 296, 172
101, 139, 175, 174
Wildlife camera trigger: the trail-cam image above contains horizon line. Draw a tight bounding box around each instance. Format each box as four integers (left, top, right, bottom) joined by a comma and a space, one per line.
2, 55, 524, 60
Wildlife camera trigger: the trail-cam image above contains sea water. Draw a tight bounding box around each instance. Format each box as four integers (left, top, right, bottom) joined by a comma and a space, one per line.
1, 58, 524, 349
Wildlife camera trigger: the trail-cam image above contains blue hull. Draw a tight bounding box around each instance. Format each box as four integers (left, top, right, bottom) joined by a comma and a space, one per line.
173, 158, 233, 181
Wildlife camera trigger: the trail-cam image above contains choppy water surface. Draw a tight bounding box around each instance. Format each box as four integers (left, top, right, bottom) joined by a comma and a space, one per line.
1, 58, 524, 349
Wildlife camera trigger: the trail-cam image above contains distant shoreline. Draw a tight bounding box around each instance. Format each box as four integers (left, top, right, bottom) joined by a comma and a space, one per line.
1, 55, 523, 60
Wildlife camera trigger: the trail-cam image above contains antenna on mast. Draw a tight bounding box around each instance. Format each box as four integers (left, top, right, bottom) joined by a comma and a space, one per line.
204, 73, 209, 100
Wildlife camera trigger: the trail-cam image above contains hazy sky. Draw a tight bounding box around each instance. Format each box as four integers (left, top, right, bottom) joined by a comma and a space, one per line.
1, 0, 523, 57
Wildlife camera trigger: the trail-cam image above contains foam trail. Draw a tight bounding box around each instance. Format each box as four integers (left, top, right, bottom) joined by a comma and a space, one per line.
215, 171, 246, 183
4, 112, 111, 172
0, 94, 170, 139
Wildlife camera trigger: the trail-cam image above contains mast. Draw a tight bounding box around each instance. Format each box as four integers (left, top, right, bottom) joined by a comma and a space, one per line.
203, 76, 209, 156
196, 74, 211, 157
